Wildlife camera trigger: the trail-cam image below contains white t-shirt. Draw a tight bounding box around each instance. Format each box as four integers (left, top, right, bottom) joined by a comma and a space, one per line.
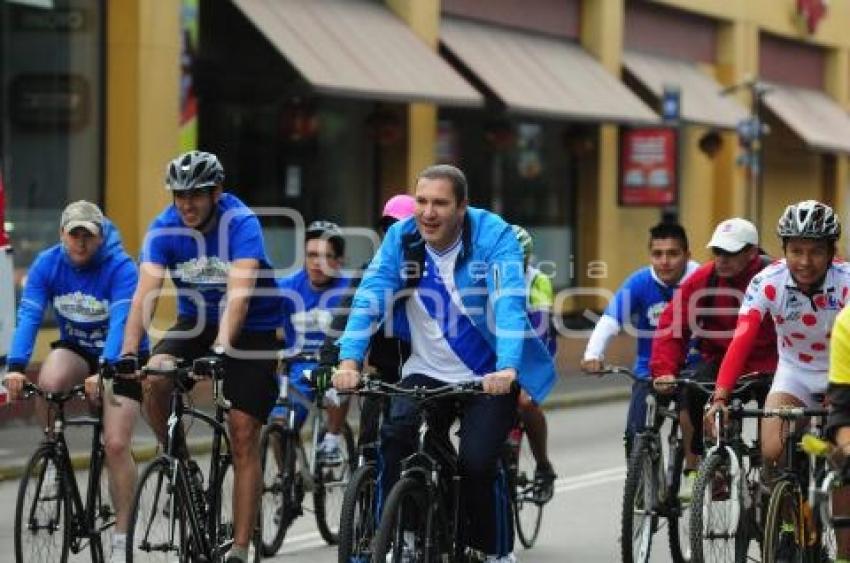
402, 238, 476, 383
741, 259, 850, 377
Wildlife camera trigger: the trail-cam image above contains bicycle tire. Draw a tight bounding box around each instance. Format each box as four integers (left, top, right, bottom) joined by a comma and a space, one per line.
259, 424, 299, 555
762, 478, 805, 563
372, 476, 433, 563
126, 457, 188, 563
87, 446, 113, 563
337, 462, 378, 563
211, 456, 234, 559
689, 450, 749, 563
513, 430, 543, 548
15, 445, 71, 563
666, 434, 690, 563
621, 436, 658, 563
314, 421, 356, 545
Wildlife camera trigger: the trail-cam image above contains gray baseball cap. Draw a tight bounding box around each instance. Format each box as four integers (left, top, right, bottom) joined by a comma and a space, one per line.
60, 200, 104, 235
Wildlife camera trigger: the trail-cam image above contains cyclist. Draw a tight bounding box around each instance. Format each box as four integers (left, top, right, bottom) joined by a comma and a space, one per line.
511, 224, 558, 502
581, 222, 698, 460
277, 220, 351, 462
333, 164, 556, 562
120, 150, 280, 563
315, 194, 415, 451
1, 200, 149, 562
707, 201, 850, 471
651, 218, 777, 494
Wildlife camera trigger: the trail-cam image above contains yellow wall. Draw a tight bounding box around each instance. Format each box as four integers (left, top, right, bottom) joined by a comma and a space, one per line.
106, 0, 180, 256
386, 0, 439, 189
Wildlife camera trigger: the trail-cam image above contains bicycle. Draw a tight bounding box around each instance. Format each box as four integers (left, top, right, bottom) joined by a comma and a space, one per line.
258, 353, 355, 554
336, 370, 391, 563
610, 366, 692, 563
758, 400, 831, 563
14, 378, 116, 563
503, 413, 547, 549
688, 375, 771, 563
123, 356, 260, 562
368, 377, 488, 563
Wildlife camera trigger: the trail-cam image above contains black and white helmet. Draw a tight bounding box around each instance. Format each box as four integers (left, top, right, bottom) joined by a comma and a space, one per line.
165, 150, 224, 191
777, 200, 841, 240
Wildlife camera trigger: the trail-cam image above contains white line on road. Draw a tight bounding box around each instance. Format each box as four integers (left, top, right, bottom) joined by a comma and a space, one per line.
278, 466, 626, 555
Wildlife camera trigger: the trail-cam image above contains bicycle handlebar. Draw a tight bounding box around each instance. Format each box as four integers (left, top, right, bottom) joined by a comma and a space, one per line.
20, 381, 87, 404
339, 377, 486, 401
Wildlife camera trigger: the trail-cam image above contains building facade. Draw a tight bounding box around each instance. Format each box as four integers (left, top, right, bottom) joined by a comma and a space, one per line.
2, 0, 850, 356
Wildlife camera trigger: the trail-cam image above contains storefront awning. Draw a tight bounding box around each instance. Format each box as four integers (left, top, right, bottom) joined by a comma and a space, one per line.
440, 17, 658, 124
231, 0, 482, 106
762, 84, 850, 154
623, 51, 748, 129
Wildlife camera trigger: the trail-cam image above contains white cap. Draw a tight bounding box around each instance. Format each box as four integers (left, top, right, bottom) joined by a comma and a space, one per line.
706, 218, 758, 253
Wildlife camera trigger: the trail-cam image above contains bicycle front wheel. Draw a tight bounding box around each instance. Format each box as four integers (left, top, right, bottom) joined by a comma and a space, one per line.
126, 457, 187, 563
314, 422, 355, 545
513, 430, 543, 548
762, 479, 805, 563
15, 446, 71, 563
621, 436, 658, 563
259, 424, 301, 556
372, 477, 433, 563
337, 462, 378, 563
88, 446, 114, 563
689, 450, 748, 563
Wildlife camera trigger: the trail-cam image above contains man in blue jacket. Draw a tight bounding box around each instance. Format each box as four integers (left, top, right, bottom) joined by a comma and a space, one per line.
333, 164, 556, 562
3, 200, 148, 562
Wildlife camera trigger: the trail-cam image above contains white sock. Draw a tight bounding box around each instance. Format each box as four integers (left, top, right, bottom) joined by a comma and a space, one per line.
323, 433, 340, 447
112, 533, 127, 549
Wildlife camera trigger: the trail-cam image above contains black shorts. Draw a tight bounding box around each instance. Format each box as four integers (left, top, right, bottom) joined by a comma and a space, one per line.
151, 318, 278, 422
50, 340, 145, 402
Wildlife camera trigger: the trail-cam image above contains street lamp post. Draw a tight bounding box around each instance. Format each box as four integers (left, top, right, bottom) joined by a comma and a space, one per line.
722, 79, 772, 229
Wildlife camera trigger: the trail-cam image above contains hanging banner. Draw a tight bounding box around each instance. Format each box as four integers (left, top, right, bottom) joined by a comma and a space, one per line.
619, 127, 678, 207
180, 0, 199, 151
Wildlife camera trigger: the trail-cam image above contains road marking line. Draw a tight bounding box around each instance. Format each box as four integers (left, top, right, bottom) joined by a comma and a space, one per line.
280, 466, 628, 553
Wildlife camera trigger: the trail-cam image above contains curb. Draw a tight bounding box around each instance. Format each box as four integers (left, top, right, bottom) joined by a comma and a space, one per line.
0, 387, 630, 482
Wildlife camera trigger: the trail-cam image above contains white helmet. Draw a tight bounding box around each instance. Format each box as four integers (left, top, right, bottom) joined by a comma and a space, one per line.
777, 200, 841, 240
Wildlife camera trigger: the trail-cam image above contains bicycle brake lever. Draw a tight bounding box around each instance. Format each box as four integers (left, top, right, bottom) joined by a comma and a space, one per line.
214, 378, 231, 410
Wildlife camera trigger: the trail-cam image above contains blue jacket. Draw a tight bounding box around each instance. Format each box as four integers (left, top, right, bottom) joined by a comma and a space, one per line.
9, 220, 148, 371
337, 207, 557, 404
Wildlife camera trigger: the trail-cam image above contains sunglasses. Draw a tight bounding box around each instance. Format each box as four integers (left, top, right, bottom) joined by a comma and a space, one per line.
711, 245, 749, 258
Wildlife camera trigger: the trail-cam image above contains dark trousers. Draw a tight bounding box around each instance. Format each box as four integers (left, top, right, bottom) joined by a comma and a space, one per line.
377, 374, 518, 557
684, 361, 770, 455
624, 379, 651, 458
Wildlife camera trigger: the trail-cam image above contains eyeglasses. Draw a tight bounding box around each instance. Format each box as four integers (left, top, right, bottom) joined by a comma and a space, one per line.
711, 246, 748, 258
173, 187, 214, 199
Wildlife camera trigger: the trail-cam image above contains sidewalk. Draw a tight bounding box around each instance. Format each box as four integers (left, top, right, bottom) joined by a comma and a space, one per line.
0, 369, 631, 481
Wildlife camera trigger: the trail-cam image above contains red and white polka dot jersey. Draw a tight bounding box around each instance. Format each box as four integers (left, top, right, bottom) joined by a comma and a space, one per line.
716, 259, 850, 391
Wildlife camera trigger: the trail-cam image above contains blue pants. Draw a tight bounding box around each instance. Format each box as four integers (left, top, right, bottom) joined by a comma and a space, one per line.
624, 379, 651, 458
377, 374, 517, 557
270, 362, 316, 429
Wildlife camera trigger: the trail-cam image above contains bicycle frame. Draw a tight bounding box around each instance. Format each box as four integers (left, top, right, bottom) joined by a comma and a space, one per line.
140, 364, 233, 560
28, 385, 113, 555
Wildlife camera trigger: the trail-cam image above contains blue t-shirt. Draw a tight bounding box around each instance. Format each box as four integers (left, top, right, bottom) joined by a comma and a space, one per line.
279, 269, 351, 357
140, 193, 279, 330
604, 262, 699, 377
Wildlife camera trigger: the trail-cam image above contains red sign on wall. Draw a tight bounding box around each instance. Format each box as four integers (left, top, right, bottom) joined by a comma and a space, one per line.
619, 127, 678, 207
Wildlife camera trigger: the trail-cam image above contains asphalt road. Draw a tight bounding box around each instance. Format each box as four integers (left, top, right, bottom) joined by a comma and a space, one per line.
0, 398, 707, 562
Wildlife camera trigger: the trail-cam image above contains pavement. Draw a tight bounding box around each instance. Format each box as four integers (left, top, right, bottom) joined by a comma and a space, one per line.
0, 369, 632, 481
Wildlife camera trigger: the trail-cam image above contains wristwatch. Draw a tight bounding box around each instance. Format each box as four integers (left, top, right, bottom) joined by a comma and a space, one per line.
212, 344, 226, 356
